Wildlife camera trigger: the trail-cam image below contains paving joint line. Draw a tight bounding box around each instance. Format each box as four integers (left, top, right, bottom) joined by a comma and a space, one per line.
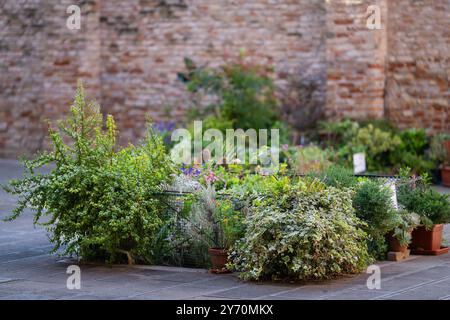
262, 261, 450, 300
372, 273, 450, 300
125, 276, 247, 299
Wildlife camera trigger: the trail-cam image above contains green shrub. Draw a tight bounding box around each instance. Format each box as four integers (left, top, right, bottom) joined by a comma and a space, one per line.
313, 165, 356, 188
352, 179, 399, 259
318, 119, 360, 148
390, 129, 434, 175
228, 178, 371, 281
429, 134, 450, 166
283, 145, 330, 175
351, 124, 401, 172
397, 170, 450, 227
318, 120, 434, 174
319, 120, 401, 172
315, 166, 399, 259
353, 180, 398, 240
2, 82, 175, 264
179, 57, 289, 142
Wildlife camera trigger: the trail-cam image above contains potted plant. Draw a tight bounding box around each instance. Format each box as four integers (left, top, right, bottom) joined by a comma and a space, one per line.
188, 178, 232, 274
386, 210, 420, 260
397, 169, 450, 255
429, 134, 450, 187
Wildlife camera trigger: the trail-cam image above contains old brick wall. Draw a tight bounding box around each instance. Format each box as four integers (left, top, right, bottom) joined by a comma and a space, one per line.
98, 0, 327, 145
0, 1, 45, 157
386, 0, 450, 133
325, 0, 387, 119
0, 0, 101, 157
0, 0, 326, 156
0, 0, 449, 157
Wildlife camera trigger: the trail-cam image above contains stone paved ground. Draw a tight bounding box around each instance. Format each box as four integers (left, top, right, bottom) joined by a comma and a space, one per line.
1, 159, 450, 300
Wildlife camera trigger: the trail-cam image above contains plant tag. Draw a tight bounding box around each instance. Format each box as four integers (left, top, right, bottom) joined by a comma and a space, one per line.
384, 181, 399, 211
353, 153, 366, 174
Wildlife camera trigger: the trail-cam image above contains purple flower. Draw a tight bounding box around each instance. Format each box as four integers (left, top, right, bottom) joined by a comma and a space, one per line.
181, 164, 201, 177
154, 121, 176, 132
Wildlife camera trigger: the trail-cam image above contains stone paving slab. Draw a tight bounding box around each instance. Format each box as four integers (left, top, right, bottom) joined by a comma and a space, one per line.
1, 159, 450, 300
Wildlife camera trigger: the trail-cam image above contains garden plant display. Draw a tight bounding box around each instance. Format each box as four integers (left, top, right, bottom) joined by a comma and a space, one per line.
3, 78, 450, 282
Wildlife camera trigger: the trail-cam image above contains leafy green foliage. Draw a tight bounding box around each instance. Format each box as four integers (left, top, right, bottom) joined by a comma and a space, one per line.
353, 180, 398, 239
319, 120, 401, 172
351, 124, 402, 172
283, 145, 330, 175
397, 169, 450, 226
318, 119, 434, 175
2, 82, 175, 264
390, 129, 434, 174
312, 165, 356, 189
315, 166, 400, 259
179, 57, 289, 141
228, 178, 371, 281
391, 210, 420, 247
429, 134, 450, 166
319, 119, 360, 148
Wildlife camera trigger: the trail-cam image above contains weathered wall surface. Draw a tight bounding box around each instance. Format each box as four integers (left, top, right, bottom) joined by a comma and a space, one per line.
98, 0, 327, 145
386, 0, 450, 133
0, 1, 45, 157
325, 0, 387, 119
0, 0, 326, 154
0, 0, 448, 157
0, 0, 101, 157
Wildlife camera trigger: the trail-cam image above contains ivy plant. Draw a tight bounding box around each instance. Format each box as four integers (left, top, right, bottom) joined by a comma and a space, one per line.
228, 178, 371, 281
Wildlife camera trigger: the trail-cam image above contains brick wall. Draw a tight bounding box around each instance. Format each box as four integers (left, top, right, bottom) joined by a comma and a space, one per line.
325, 0, 387, 119
0, 1, 45, 157
0, 0, 449, 157
386, 0, 450, 133
0, 0, 101, 157
98, 0, 327, 145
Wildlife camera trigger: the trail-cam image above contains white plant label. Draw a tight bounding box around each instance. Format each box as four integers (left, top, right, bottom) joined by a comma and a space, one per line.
353, 153, 366, 174
385, 181, 399, 210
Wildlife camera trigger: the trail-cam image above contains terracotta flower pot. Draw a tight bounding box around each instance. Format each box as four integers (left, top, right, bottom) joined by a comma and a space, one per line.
441, 166, 450, 187
208, 248, 231, 274
387, 231, 409, 253
411, 224, 449, 255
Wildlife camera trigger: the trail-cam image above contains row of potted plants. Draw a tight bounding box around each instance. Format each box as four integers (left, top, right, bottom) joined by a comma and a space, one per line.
394, 168, 450, 256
